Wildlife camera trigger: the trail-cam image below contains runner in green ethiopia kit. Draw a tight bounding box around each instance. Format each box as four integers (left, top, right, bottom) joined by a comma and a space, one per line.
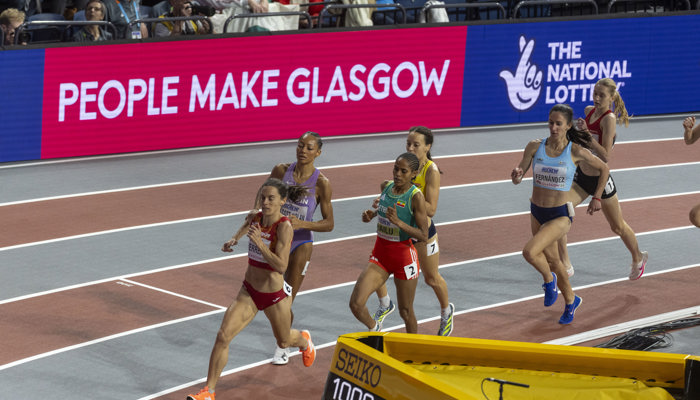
349, 152, 429, 334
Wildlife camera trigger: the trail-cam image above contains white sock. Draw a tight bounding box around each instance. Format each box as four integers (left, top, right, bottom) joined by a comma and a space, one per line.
441, 306, 451, 318
379, 295, 391, 308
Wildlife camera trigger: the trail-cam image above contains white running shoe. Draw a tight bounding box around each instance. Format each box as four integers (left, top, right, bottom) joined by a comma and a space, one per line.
629, 251, 648, 281
271, 346, 289, 365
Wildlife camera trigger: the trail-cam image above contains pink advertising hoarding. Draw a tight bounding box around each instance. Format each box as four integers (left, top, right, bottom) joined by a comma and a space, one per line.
41, 27, 467, 158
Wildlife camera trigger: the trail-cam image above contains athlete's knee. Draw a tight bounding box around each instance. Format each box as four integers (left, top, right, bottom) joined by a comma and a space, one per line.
522, 248, 537, 263
690, 208, 700, 228
608, 222, 626, 237
423, 273, 442, 289
398, 305, 414, 322
215, 328, 235, 346
348, 296, 365, 316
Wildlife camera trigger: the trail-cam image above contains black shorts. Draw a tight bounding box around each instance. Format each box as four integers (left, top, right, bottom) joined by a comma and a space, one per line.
573, 166, 617, 199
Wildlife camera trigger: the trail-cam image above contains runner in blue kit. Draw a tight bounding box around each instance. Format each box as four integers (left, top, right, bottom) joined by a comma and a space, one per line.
259, 131, 334, 365
511, 104, 609, 324
350, 152, 430, 333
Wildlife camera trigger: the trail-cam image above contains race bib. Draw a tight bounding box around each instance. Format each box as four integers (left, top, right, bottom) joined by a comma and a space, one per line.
248, 237, 271, 264
376, 216, 401, 242
283, 281, 292, 296
426, 237, 439, 256
403, 261, 419, 280
282, 202, 309, 221
533, 164, 568, 190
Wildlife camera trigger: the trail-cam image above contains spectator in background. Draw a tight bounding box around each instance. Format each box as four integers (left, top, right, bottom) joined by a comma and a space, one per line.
0, 7, 25, 45
154, 0, 207, 36
72, 0, 114, 41
0, 0, 24, 14
198, 0, 300, 33
103, 0, 148, 39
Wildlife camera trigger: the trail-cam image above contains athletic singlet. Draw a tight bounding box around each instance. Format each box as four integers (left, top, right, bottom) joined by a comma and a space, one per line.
248, 212, 290, 271
411, 159, 433, 193
584, 108, 614, 145
376, 182, 420, 242
532, 138, 575, 192
280, 162, 319, 226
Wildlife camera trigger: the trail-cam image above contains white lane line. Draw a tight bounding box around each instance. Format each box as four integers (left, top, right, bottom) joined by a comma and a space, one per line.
1, 230, 696, 374
0, 309, 224, 373
546, 304, 700, 346
139, 262, 700, 400
0, 138, 692, 208
2, 177, 699, 254
0, 255, 244, 306
120, 278, 227, 311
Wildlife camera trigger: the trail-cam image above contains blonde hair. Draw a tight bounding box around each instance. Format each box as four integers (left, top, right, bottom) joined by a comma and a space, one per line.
0, 8, 26, 25
596, 78, 630, 127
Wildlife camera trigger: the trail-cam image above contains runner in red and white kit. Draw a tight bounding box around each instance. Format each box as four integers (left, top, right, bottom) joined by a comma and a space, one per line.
186, 178, 316, 400
558, 78, 648, 281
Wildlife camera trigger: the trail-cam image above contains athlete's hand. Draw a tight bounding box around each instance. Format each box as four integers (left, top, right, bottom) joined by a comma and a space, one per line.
385, 204, 400, 225
511, 167, 524, 184
222, 238, 238, 252
587, 198, 602, 215
371, 196, 380, 209
288, 215, 303, 230
247, 222, 263, 247
684, 116, 696, 132
576, 117, 589, 132
361, 209, 375, 223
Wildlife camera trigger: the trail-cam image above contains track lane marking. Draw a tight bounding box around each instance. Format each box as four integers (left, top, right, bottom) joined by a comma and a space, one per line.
0, 230, 696, 373
0, 138, 692, 207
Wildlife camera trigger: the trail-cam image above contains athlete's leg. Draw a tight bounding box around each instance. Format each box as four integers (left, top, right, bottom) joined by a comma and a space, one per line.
206, 289, 258, 391
558, 184, 589, 271
349, 263, 390, 330
417, 234, 449, 309
601, 194, 643, 264
690, 203, 700, 228
523, 216, 571, 281
285, 242, 313, 300
394, 277, 419, 333
543, 240, 574, 304
264, 296, 308, 349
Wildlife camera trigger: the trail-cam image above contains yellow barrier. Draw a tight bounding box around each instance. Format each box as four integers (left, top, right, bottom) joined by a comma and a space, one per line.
323, 332, 700, 400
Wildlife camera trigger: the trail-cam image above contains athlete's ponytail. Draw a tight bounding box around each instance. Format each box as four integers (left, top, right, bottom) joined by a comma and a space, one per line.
261, 178, 308, 203
597, 78, 630, 127
550, 104, 593, 150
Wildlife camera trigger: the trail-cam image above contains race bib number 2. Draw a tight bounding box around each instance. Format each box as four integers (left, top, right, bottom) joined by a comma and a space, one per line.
403, 261, 419, 280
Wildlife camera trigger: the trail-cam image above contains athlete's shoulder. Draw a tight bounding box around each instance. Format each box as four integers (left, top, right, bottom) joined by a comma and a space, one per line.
270, 163, 292, 179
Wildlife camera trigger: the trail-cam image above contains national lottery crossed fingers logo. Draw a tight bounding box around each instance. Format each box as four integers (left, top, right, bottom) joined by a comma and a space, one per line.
498, 34, 632, 113
499, 35, 543, 112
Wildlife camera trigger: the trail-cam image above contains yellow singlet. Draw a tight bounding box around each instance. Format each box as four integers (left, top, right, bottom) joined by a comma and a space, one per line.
412, 159, 433, 194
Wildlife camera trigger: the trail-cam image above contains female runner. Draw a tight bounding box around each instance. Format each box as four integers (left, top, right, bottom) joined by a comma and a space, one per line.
260, 131, 334, 365
187, 179, 316, 400
371, 126, 454, 336
511, 104, 609, 324
557, 78, 648, 280
350, 152, 429, 333
683, 116, 700, 227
